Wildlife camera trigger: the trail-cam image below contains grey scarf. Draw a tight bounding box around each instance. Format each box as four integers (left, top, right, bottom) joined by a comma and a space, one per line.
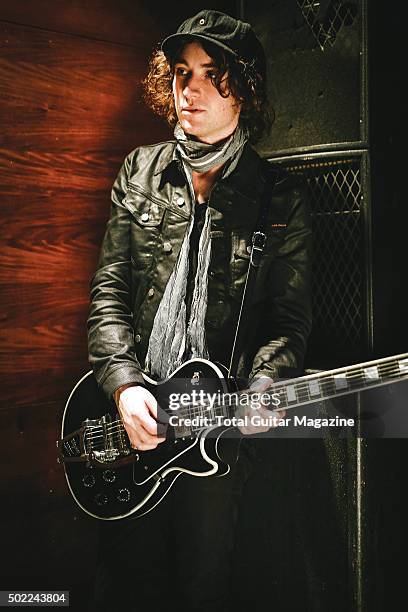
145, 123, 248, 379
174, 122, 248, 174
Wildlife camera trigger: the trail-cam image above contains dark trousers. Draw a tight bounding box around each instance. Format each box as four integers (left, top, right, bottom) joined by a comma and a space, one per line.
91, 439, 254, 612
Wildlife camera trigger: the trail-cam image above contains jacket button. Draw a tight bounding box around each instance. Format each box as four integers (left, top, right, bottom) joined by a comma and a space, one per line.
176, 196, 185, 207
163, 242, 172, 253
140, 213, 149, 222
135, 333, 141, 343
148, 288, 155, 298
246, 245, 252, 254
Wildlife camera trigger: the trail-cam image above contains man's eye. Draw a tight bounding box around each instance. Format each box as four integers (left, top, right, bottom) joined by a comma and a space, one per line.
206, 71, 218, 79
176, 67, 188, 76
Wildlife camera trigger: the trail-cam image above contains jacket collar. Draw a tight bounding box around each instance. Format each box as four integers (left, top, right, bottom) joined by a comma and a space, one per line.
153, 140, 269, 227
153, 142, 180, 176
153, 140, 263, 196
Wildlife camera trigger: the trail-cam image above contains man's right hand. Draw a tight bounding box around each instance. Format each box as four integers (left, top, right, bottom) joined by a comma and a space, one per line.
116, 385, 167, 451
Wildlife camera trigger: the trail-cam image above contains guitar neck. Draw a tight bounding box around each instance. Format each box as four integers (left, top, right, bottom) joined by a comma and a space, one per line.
198, 353, 408, 417
269, 352, 408, 412
99, 353, 408, 439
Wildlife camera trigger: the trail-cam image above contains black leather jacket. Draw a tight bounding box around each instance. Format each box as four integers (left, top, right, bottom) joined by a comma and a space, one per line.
87, 141, 312, 398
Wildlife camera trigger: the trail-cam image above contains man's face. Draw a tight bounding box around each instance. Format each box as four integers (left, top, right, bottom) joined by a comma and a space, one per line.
172, 41, 241, 144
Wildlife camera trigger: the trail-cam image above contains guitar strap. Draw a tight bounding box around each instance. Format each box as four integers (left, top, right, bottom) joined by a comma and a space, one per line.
228, 160, 279, 379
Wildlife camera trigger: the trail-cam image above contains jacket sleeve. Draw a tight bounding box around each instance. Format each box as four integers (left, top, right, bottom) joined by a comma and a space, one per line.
87, 152, 145, 399
249, 176, 312, 382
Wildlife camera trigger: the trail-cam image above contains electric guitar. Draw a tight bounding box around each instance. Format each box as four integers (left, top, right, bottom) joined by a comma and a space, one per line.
58, 353, 408, 520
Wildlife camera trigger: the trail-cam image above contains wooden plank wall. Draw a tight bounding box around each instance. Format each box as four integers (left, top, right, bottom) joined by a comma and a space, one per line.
0, 1, 235, 605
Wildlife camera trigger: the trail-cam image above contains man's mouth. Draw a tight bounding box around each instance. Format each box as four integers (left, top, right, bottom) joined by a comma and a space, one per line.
181, 108, 205, 114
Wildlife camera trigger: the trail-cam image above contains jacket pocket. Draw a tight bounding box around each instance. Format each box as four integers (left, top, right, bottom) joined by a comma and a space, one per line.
122, 187, 166, 228
122, 187, 166, 270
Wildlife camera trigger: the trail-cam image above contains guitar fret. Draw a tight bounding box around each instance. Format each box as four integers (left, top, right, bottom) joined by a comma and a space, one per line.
349, 368, 364, 388
296, 383, 311, 404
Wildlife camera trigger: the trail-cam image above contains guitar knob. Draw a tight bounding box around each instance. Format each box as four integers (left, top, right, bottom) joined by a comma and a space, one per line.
94, 493, 108, 506
117, 488, 131, 503
82, 473, 96, 488
102, 469, 116, 483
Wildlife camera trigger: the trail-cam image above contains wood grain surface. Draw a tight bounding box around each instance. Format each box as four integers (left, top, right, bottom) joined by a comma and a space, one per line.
0, 12, 172, 411
0, 0, 236, 46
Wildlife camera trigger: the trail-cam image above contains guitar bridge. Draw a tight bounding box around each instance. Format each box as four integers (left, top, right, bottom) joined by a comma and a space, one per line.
58, 414, 131, 465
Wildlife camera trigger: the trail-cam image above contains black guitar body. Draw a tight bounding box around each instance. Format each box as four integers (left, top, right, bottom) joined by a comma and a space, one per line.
59, 351, 408, 519
60, 359, 241, 520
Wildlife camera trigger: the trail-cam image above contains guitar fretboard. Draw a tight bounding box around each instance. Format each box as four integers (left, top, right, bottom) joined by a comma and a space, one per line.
94, 353, 408, 441
176, 353, 408, 424
271, 353, 408, 411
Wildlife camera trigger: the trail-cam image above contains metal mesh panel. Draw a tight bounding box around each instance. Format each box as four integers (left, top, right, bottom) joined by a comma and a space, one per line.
296, 0, 359, 50
271, 153, 369, 368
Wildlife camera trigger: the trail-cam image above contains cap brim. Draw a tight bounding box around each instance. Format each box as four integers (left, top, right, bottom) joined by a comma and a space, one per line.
161, 33, 238, 60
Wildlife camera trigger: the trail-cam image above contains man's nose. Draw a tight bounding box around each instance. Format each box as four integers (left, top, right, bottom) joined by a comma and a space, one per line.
182, 73, 201, 97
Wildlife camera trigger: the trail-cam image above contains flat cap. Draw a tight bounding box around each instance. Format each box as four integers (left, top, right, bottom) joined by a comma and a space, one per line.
162, 10, 265, 76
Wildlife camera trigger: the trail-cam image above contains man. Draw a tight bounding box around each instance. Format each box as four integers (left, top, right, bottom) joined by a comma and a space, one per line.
88, 10, 311, 612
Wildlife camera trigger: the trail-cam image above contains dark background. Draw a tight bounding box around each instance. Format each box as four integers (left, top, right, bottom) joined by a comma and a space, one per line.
0, 1, 405, 611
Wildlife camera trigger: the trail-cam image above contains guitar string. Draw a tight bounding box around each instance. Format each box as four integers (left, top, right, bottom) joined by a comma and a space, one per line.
132, 363, 406, 420
86, 353, 408, 439
87, 365, 406, 444
90, 363, 406, 436
118, 359, 408, 419
181, 362, 406, 415
86, 364, 407, 442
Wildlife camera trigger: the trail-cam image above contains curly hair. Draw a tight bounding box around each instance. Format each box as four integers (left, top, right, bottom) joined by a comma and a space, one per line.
141, 38, 273, 144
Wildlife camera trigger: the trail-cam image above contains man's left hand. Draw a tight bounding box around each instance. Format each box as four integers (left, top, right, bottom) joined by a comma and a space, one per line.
236, 376, 286, 435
